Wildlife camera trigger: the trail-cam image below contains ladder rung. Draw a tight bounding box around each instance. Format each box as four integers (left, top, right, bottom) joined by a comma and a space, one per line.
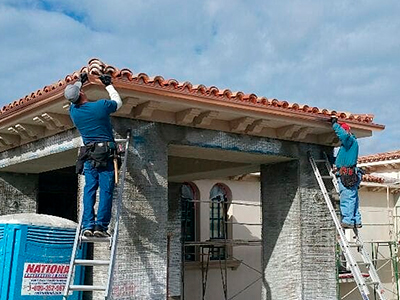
357, 262, 371, 266
347, 243, 363, 247
74, 259, 110, 266
81, 236, 111, 243
309, 153, 385, 300
314, 159, 327, 163
64, 132, 130, 299
70, 285, 106, 292
115, 138, 128, 143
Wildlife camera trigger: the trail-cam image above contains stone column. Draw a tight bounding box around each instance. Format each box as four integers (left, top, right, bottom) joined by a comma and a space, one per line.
167, 182, 182, 299
298, 149, 336, 300
111, 121, 169, 300
261, 160, 302, 300
261, 151, 336, 300
0, 172, 38, 215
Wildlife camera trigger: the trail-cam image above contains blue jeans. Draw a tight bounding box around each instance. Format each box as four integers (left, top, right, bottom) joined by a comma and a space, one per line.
338, 172, 362, 225
82, 160, 115, 231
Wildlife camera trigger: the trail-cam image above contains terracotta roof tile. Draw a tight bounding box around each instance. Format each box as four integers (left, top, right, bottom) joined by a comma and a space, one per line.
362, 174, 385, 184
0, 58, 384, 128
359, 150, 400, 164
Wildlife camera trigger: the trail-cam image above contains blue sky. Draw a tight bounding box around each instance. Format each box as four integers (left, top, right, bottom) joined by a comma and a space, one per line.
0, 0, 399, 155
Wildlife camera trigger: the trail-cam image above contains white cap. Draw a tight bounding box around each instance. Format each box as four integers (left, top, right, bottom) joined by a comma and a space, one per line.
64, 81, 82, 103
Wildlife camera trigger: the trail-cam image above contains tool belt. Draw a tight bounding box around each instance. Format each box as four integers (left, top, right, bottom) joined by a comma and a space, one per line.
338, 166, 358, 188
76, 141, 119, 174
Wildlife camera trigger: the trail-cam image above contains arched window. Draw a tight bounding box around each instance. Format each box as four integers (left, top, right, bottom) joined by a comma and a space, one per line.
209, 183, 231, 260
180, 182, 199, 261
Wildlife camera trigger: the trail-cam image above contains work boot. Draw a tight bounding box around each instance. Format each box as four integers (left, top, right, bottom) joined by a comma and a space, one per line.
94, 225, 110, 238
82, 229, 93, 237
338, 265, 351, 274
341, 222, 353, 229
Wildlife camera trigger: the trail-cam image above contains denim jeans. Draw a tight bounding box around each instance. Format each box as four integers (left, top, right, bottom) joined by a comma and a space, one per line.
82, 159, 115, 231
338, 171, 362, 225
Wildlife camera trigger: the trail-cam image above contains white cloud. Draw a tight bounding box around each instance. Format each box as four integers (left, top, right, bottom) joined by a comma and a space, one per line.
0, 0, 399, 154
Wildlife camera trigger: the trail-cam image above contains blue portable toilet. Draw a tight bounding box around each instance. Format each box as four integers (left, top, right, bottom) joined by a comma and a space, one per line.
0, 213, 85, 300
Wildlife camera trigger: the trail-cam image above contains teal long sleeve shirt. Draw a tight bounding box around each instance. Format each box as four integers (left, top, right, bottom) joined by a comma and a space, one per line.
333, 123, 359, 168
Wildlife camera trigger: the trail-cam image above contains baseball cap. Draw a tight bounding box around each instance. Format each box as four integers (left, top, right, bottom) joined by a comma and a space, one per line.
339, 122, 351, 132
64, 81, 82, 103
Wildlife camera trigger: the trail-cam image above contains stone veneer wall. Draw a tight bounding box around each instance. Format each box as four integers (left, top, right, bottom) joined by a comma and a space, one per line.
110, 119, 336, 300
167, 182, 183, 298
0, 118, 337, 300
261, 146, 336, 300
299, 147, 336, 300
110, 120, 169, 300
0, 172, 38, 215
0, 129, 81, 217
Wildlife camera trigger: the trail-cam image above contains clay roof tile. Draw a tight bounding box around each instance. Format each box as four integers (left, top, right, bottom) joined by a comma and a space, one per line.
0, 58, 384, 130
362, 174, 385, 183
359, 150, 400, 164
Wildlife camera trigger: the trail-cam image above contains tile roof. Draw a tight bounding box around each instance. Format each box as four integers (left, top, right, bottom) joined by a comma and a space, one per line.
362, 174, 385, 184
359, 150, 400, 164
0, 58, 384, 129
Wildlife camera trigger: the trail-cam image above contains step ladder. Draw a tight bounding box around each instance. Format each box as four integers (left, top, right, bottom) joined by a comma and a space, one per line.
63, 132, 131, 300
309, 153, 386, 300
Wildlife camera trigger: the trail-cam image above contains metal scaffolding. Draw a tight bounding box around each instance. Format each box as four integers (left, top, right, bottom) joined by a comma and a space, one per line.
181, 198, 262, 300
337, 183, 400, 300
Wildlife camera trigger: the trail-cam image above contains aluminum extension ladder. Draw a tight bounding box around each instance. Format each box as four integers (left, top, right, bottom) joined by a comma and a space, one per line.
63, 132, 130, 300
309, 153, 386, 300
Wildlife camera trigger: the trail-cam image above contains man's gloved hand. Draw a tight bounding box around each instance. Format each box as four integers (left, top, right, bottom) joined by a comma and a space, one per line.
80, 72, 88, 84
99, 74, 112, 86
330, 115, 338, 125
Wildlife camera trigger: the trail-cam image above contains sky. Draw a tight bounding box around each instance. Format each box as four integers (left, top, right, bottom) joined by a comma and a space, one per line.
0, 0, 399, 155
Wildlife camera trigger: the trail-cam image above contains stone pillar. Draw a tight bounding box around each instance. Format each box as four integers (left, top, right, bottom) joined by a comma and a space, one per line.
0, 172, 38, 215
298, 150, 336, 300
261, 152, 336, 300
261, 160, 302, 300
111, 122, 169, 300
167, 182, 182, 299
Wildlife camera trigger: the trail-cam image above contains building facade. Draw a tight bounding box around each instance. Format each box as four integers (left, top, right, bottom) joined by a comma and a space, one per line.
0, 59, 384, 300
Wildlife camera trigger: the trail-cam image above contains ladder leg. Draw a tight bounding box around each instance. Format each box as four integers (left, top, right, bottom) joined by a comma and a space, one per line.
309, 153, 388, 300
64, 131, 131, 299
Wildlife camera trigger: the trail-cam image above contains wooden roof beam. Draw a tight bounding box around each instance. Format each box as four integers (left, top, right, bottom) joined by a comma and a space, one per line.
230, 117, 255, 133
0, 133, 21, 146
246, 119, 272, 134
8, 124, 44, 140
276, 125, 302, 139
176, 108, 202, 125
292, 127, 313, 140
132, 101, 160, 118
318, 133, 338, 145
193, 111, 219, 126
114, 97, 139, 116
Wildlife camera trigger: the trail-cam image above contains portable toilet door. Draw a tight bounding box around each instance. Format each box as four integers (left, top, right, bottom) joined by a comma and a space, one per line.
0, 213, 85, 300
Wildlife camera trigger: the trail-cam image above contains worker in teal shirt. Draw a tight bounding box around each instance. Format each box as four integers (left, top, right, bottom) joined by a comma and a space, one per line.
331, 116, 362, 229
64, 73, 122, 238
